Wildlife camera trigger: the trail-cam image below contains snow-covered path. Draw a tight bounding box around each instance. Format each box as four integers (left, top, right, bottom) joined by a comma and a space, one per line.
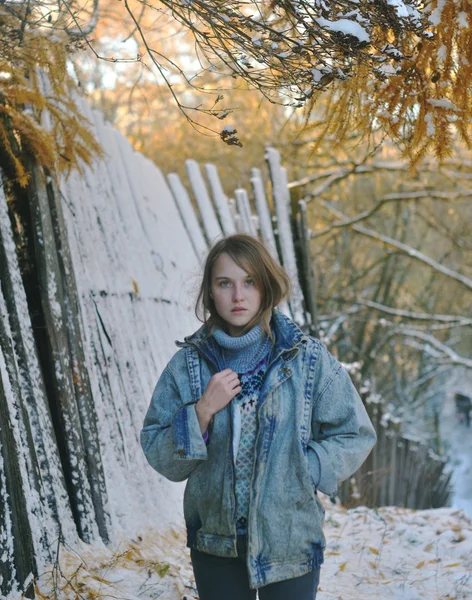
318, 502, 471, 599
28, 499, 472, 600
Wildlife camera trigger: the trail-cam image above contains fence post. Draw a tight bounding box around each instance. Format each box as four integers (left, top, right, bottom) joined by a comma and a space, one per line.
167, 173, 208, 262
296, 200, 318, 336
186, 159, 222, 245
235, 188, 258, 236
266, 147, 305, 326
205, 164, 236, 236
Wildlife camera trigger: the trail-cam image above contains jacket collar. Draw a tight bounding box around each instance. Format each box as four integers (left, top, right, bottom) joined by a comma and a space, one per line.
177, 310, 306, 357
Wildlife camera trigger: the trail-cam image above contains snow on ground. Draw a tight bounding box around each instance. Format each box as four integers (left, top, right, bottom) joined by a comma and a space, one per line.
23, 499, 471, 600
317, 502, 471, 599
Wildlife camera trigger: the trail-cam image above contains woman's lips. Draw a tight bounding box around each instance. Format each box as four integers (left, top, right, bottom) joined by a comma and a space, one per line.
231, 307, 247, 313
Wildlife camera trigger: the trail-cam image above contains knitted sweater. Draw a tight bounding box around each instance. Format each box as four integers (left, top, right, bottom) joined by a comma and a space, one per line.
211, 325, 271, 533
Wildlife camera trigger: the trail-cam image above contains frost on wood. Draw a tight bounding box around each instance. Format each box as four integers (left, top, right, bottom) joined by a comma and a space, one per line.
0, 433, 17, 596
266, 147, 306, 325
185, 159, 223, 245
168, 172, 208, 262
205, 164, 236, 237
250, 168, 291, 318
27, 161, 104, 545
58, 104, 199, 542
0, 174, 80, 593
250, 168, 278, 260
0, 99, 202, 595
235, 189, 257, 236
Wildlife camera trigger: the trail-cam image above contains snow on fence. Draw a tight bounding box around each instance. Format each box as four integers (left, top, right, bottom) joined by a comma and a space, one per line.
0, 103, 451, 597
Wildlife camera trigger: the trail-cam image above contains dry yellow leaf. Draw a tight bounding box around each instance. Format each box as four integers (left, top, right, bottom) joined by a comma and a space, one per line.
444, 563, 461, 568
339, 562, 347, 572
369, 547, 379, 555
416, 561, 425, 569
423, 543, 433, 552
33, 584, 50, 600
326, 551, 341, 555
91, 575, 113, 585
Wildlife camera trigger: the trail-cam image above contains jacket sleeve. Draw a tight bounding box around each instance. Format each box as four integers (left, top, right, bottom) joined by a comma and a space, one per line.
307, 347, 377, 496
140, 361, 208, 482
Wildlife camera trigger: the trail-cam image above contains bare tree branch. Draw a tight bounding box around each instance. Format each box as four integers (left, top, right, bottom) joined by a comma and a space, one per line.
359, 300, 472, 326
396, 328, 472, 369
320, 200, 472, 293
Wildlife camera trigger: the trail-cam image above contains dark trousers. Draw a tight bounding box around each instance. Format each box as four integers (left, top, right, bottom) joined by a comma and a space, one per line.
190, 536, 320, 600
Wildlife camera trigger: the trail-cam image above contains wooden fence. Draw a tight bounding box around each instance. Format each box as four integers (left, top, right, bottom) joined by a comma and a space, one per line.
0, 99, 201, 596
0, 98, 451, 596
339, 396, 452, 509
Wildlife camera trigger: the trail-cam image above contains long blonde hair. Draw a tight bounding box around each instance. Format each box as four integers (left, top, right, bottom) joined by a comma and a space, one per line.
196, 234, 291, 336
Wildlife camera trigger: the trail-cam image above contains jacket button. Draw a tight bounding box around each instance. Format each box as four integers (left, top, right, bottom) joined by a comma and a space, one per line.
177, 449, 186, 457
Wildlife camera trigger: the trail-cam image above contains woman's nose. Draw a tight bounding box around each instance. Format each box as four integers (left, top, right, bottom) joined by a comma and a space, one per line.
232, 283, 244, 301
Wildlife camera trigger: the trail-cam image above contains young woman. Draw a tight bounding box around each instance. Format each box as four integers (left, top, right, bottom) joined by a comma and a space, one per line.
141, 234, 376, 600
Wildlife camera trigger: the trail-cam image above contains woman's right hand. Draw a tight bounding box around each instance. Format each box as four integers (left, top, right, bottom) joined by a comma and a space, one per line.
195, 369, 241, 433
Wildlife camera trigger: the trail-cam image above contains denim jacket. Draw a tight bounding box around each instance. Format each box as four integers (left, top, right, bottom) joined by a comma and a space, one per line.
141, 311, 377, 589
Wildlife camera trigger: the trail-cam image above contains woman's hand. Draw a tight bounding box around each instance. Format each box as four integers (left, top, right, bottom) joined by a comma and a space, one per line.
196, 369, 241, 434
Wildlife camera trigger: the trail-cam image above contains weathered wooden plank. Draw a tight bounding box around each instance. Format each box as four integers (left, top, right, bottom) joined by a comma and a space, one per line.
168, 173, 208, 261
205, 164, 236, 236
186, 159, 222, 245
58, 100, 201, 537
296, 200, 318, 336
0, 292, 36, 598
250, 168, 279, 259
266, 147, 305, 325
387, 419, 400, 506
26, 160, 103, 543
47, 174, 112, 543
235, 188, 257, 236
0, 171, 82, 595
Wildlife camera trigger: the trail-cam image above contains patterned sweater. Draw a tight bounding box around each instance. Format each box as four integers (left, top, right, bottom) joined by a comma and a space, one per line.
211, 325, 271, 533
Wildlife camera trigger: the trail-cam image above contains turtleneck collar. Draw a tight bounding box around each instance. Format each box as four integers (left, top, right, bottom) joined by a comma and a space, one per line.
212, 324, 271, 373
213, 324, 264, 350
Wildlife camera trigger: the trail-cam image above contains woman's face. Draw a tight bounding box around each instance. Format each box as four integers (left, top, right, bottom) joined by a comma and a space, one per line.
210, 253, 262, 337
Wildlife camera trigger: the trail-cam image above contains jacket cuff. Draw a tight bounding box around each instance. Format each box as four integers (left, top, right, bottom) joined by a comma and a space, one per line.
172, 403, 208, 460
307, 441, 338, 496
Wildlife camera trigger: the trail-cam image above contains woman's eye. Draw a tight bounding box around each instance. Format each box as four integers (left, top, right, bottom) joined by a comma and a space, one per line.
245, 279, 255, 286
219, 281, 231, 287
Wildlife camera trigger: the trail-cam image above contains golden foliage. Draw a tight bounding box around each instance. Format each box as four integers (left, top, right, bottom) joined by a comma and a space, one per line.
79, 0, 472, 164
306, 1, 472, 164
0, 7, 101, 186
